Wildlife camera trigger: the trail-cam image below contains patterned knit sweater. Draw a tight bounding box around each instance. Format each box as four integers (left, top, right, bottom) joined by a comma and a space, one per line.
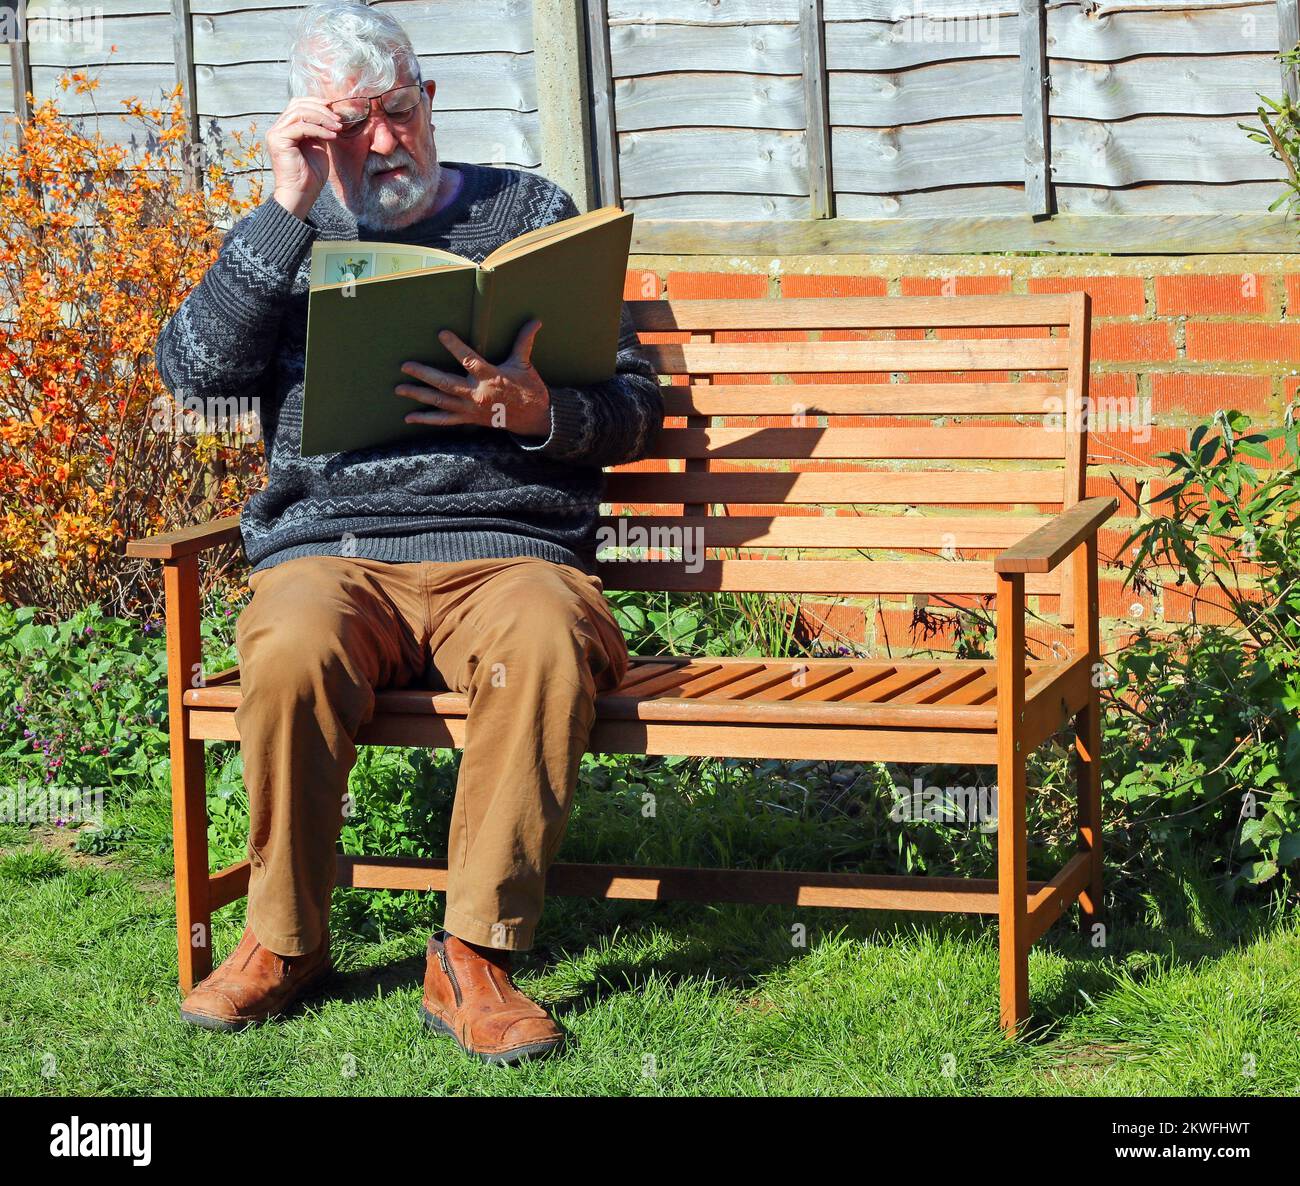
154, 162, 664, 574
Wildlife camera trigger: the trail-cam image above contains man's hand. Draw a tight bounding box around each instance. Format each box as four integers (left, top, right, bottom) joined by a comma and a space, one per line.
395, 319, 552, 439
267, 97, 343, 220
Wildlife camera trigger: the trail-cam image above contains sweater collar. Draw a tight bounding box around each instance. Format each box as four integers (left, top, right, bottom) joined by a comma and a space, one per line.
305, 161, 479, 242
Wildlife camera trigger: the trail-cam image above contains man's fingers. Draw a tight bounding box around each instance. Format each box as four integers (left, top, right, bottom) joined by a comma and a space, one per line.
279, 98, 342, 124
274, 113, 342, 144
396, 362, 475, 402
511, 318, 543, 368
404, 409, 469, 427
272, 101, 343, 142
437, 329, 494, 376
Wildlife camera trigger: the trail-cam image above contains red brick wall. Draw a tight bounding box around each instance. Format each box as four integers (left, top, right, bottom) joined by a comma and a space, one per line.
618, 258, 1288, 658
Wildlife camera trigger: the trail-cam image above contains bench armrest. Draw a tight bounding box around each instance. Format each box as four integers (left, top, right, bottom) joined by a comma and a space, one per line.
125, 517, 242, 561
994, 497, 1116, 575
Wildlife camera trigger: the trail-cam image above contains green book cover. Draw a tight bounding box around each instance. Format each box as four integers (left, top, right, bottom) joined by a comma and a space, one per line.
300, 205, 634, 456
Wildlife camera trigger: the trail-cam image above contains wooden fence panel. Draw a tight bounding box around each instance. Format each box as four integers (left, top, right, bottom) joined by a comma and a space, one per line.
1, 0, 1295, 251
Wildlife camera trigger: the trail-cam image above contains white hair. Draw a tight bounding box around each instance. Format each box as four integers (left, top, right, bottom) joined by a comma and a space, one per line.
287, 0, 422, 99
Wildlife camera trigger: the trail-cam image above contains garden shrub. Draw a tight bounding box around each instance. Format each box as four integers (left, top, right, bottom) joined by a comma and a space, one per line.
0, 72, 264, 619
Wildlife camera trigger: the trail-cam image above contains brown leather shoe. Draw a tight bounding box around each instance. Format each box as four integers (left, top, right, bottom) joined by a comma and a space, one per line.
179, 926, 332, 1031
420, 931, 564, 1065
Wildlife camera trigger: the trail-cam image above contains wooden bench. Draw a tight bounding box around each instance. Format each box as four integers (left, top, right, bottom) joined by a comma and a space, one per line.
128, 292, 1113, 1038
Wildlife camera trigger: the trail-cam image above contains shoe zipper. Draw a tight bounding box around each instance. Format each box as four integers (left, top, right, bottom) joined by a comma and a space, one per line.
437, 948, 464, 1007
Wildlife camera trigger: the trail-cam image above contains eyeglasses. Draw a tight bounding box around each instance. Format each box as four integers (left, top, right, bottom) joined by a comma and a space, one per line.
326, 82, 431, 138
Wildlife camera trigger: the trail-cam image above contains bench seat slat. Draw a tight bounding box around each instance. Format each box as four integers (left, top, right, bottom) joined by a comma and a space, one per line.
666, 662, 769, 698
747, 663, 857, 701
889, 666, 988, 705
180, 658, 1068, 732
788, 665, 899, 702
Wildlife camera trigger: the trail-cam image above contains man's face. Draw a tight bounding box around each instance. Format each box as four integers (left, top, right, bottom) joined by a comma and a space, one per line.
317, 67, 442, 230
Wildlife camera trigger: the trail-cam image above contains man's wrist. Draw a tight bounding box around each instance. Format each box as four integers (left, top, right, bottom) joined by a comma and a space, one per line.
506, 388, 552, 439
272, 188, 316, 222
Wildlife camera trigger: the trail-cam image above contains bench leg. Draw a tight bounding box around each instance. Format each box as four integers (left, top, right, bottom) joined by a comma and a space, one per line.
171, 732, 212, 995
997, 734, 1029, 1038
164, 557, 212, 995
996, 571, 1029, 1038
1076, 695, 1105, 938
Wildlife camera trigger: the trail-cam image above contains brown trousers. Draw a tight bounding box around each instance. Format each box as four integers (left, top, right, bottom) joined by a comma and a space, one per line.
233, 554, 629, 956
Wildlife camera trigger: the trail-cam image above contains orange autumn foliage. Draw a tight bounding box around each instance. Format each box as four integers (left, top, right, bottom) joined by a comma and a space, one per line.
0, 73, 267, 618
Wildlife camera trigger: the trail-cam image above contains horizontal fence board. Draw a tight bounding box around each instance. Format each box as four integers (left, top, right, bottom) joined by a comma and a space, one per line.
656, 382, 1068, 415
605, 1, 1261, 16
609, 21, 803, 75
1044, 3, 1278, 60
1050, 115, 1282, 186
824, 18, 1017, 69
603, 470, 1066, 504
828, 54, 1278, 125
192, 109, 541, 169
833, 116, 1282, 192
618, 127, 807, 197
615, 71, 806, 130
630, 213, 1300, 252
191, 2, 534, 66
1051, 181, 1289, 215
608, 1, 801, 18
822, 7, 1278, 70
611, 50, 1279, 132
626, 193, 813, 218
833, 181, 1289, 219
830, 58, 1021, 123
34, 0, 170, 13
604, 1, 1062, 17
20, 55, 539, 118
595, 514, 1054, 549
643, 426, 1067, 459
186, 54, 537, 118
1048, 54, 1280, 119
832, 120, 1021, 190
27, 15, 174, 66
27, 64, 188, 113
627, 295, 1076, 329
605, 1, 1247, 17
15, 111, 539, 171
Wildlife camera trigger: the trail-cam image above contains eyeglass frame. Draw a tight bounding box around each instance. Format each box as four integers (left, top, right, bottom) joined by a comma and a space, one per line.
325, 79, 434, 138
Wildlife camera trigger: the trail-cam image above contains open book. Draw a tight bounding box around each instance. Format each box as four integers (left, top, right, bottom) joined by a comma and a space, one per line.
301, 204, 634, 455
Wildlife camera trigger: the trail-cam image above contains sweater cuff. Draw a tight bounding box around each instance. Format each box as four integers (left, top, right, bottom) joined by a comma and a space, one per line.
509, 386, 590, 457
237, 195, 317, 273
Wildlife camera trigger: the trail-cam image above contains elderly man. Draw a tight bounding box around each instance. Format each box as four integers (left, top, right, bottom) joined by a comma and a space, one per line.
155, 0, 662, 1064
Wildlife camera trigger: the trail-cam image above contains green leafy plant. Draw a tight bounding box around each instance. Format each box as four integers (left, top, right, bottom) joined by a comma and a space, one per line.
1113, 408, 1299, 891
1242, 47, 1300, 219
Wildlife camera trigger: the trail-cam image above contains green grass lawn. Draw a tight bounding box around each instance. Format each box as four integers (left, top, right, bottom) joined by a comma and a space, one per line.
2, 758, 1297, 1096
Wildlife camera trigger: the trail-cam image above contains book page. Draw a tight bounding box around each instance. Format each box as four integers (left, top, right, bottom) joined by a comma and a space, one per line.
482, 205, 623, 268
309, 241, 469, 287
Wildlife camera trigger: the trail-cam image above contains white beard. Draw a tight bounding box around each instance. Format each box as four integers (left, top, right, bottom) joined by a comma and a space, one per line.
341, 147, 442, 230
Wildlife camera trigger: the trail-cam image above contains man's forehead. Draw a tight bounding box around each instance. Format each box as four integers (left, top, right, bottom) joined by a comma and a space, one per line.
311, 62, 419, 102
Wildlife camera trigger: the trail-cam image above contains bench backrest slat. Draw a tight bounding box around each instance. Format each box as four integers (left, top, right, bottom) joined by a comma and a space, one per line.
606, 294, 1090, 616
661, 383, 1066, 417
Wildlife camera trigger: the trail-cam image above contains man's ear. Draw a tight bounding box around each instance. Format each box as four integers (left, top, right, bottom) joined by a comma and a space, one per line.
423, 79, 437, 110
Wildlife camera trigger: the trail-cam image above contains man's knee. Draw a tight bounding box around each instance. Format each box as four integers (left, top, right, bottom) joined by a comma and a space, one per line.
472, 571, 618, 686
237, 578, 376, 712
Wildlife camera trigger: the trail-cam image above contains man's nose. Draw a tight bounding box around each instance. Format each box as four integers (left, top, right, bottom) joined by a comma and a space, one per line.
368, 115, 401, 157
